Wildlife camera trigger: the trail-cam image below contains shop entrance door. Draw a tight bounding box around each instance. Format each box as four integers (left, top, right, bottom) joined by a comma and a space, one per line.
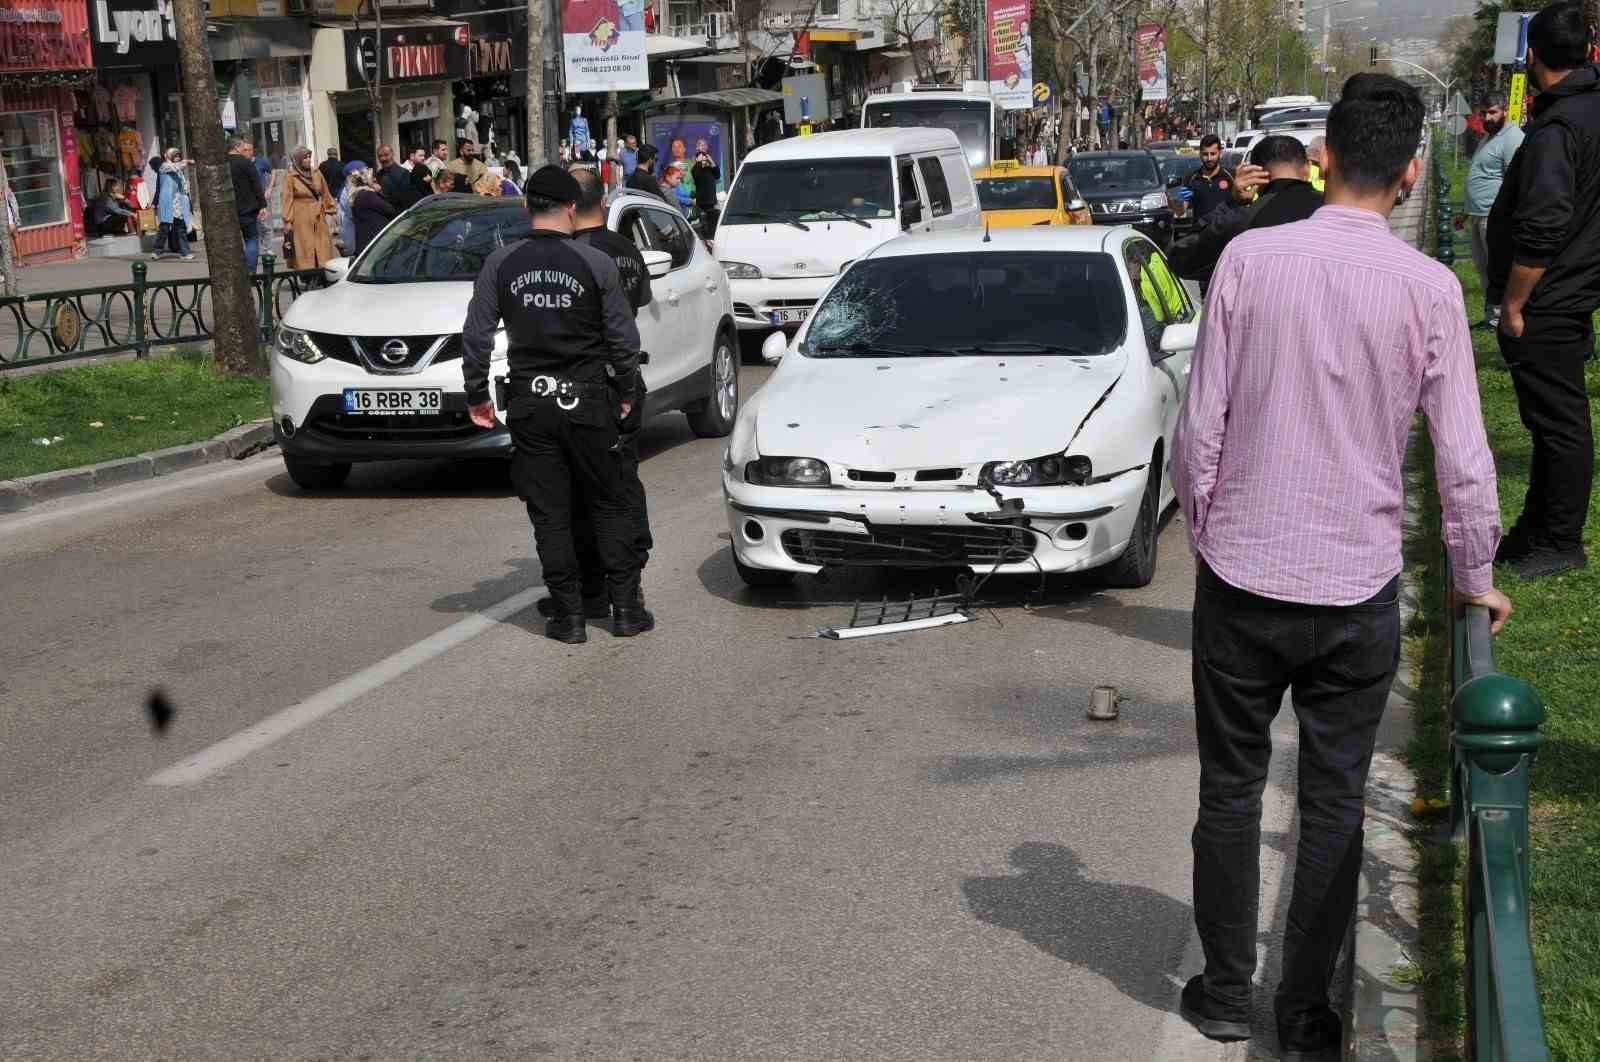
337, 109, 376, 170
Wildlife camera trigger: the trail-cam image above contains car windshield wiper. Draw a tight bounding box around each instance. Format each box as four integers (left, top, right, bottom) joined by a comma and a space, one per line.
725, 210, 810, 231
950, 341, 1100, 355
810, 209, 872, 229
808, 341, 957, 357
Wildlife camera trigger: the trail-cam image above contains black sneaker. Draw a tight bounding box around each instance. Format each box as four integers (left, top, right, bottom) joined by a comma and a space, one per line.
1178, 975, 1251, 1042
1508, 547, 1588, 580
544, 615, 588, 644
1495, 528, 1533, 565
1278, 1008, 1341, 1062
535, 594, 609, 619
611, 605, 655, 638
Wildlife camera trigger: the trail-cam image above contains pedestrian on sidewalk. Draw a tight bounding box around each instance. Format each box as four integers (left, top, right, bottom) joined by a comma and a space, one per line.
348, 168, 397, 258
281, 147, 338, 270
1174, 72, 1510, 1059
317, 148, 345, 203
1486, 0, 1600, 580
227, 137, 269, 273
627, 145, 664, 201
152, 148, 194, 261
1463, 97, 1523, 331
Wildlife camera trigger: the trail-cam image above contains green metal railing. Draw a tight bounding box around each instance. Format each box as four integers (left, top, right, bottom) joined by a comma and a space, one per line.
1445, 560, 1550, 1061
0, 253, 327, 370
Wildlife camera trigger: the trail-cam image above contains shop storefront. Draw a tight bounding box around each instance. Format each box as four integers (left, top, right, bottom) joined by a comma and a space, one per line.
209, 19, 318, 172
308, 18, 467, 167
437, 0, 527, 162
85, 0, 182, 210
1, 0, 93, 264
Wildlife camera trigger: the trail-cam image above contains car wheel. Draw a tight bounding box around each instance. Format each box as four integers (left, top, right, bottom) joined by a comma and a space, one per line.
686, 330, 738, 438
731, 545, 795, 588
284, 457, 352, 490
1102, 461, 1159, 589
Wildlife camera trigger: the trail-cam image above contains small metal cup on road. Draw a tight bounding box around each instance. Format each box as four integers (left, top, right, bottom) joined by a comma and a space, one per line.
1088, 685, 1121, 721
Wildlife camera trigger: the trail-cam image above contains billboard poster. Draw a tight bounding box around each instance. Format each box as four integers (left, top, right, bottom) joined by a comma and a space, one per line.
562, 0, 647, 93
986, 0, 1032, 111
644, 115, 726, 194
1135, 23, 1168, 102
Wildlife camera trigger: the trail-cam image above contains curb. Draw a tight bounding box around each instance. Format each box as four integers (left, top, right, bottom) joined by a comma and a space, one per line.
0, 420, 275, 514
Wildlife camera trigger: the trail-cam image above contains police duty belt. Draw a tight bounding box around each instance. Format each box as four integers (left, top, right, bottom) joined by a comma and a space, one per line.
527, 374, 609, 410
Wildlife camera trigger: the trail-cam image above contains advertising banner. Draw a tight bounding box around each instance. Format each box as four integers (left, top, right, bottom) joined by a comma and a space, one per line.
562, 0, 647, 93
1134, 23, 1168, 102
986, 0, 1032, 111
1, 0, 95, 73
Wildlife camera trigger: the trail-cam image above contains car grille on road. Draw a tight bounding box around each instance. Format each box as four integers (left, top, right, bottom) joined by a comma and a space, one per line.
300, 394, 479, 444
307, 333, 457, 370
780, 525, 1036, 567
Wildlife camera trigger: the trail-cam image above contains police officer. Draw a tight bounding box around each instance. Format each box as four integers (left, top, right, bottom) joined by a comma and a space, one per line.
531, 166, 655, 620
461, 165, 650, 643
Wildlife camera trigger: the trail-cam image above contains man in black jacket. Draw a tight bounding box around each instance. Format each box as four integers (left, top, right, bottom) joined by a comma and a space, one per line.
626, 144, 665, 201
1487, 0, 1600, 579
375, 143, 419, 210
461, 165, 649, 642
227, 136, 269, 272
1168, 135, 1323, 292
1181, 134, 1236, 224
317, 148, 345, 202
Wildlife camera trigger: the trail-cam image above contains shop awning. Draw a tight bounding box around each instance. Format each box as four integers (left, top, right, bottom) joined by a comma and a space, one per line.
208, 18, 314, 60
664, 87, 785, 110
647, 35, 710, 58
671, 52, 759, 65
806, 29, 867, 43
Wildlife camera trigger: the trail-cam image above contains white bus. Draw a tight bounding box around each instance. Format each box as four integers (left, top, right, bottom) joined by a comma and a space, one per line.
861, 89, 998, 169
1250, 95, 1324, 128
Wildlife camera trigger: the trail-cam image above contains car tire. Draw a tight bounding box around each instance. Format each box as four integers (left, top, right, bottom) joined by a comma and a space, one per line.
732, 545, 794, 588
686, 329, 738, 438
1102, 460, 1160, 589
284, 457, 352, 490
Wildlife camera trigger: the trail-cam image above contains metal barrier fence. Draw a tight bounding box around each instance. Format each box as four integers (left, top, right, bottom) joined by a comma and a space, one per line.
1445, 558, 1550, 1061
0, 254, 326, 370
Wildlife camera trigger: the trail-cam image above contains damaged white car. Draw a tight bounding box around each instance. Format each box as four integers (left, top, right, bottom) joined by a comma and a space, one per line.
722, 226, 1198, 588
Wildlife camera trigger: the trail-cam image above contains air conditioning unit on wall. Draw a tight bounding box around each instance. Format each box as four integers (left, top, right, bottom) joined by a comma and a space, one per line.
706, 11, 732, 38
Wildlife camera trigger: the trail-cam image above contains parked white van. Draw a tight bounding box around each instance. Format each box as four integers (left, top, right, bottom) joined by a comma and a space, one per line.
715, 128, 981, 335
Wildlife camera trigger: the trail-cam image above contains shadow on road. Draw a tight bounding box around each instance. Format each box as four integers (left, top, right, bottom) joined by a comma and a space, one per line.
263, 459, 516, 500
429, 556, 541, 618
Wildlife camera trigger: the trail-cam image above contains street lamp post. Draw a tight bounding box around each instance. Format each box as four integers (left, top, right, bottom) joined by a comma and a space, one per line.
1375, 54, 1461, 166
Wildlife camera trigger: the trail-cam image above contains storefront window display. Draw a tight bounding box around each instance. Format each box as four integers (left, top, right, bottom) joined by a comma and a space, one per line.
1, 110, 67, 229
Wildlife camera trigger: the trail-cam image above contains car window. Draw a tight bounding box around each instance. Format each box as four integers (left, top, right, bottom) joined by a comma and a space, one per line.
643, 208, 691, 268
896, 156, 919, 207
1122, 239, 1190, 350
350, 200, 530, 283
975, 176, 1057, 211
1068, 155, 1161, 194
802, 251, 1126, 356
669, 213, 698, 259
1145, 251, 1194, 323
618, 208, 653, 250
720, 158, 896, 223
917, 156, 952, 216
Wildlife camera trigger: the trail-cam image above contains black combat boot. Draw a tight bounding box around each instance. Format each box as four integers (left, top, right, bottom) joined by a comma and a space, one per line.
544, 614, 588, 644
611, 602, 655, 638
536, 594, 609, 619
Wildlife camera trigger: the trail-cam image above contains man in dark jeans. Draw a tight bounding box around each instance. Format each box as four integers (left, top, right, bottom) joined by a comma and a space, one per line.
1174, 73, 1510, 1060
227, 137, 268, 273
1487, 0, 1600, 579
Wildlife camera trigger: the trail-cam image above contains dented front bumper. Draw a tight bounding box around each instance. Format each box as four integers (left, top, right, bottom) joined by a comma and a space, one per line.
722, 468, 1148, 575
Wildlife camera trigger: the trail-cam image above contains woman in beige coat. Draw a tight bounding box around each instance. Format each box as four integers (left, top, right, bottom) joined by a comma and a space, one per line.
280, 146, 337, 269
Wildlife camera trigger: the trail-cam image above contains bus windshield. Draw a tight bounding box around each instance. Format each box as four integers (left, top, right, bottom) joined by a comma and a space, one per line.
862, 98, 993, 168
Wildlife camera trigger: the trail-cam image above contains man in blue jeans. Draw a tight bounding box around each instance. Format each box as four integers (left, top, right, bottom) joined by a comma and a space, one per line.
1174, 73, 1511, 1059
227, 137, 269, 273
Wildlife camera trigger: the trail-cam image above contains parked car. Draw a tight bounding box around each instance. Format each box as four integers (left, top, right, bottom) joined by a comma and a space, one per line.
1159, 154, 1204, 237
1067, 151, 1175, 250
724, 225, 1198, 589
972, 160, 1093, 228
271, 192, 738, 489
714, 127, 981, 338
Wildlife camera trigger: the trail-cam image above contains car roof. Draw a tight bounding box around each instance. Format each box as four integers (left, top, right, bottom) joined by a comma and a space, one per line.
742, 127, 962, 162
861, 225, 1120, 261
973, 164, 1059, 178
1069, 151, 1158, 161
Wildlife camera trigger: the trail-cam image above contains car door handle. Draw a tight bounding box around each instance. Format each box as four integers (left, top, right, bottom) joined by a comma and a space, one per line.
667, 290, 681, 306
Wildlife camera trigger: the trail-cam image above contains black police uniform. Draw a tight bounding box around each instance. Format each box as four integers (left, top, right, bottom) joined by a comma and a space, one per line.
462, 229, 643, 619
569, 223, 654, 601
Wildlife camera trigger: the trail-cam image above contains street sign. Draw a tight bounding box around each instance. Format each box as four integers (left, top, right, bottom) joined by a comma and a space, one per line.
1508, 71, 1528, 126
1032, 82, 1051, 106
1495, 12, 1533, 65
1445, 115, 1468, 135
1450, 91, 1471, 117
356, 35, 379, 84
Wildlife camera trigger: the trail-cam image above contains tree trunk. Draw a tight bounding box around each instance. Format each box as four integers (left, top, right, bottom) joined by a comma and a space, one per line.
526, 0, 546, 164
0, 143, 16, 298
173, 0, 261, 376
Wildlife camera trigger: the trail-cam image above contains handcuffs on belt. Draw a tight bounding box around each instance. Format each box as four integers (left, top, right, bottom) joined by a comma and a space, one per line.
529, 374, 580, 410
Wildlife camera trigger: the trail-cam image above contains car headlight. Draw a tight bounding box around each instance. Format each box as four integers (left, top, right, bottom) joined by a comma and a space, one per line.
744, 456, 830, 487
720, 261, 762, 280
981, 454, 1092, 487
1141, 192, 1169, 212
275, 325, 325, 364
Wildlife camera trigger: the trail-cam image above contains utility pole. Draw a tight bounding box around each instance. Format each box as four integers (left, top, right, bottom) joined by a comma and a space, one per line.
526, 0, 547, 162
1200, 0, 1210, 132
359, 0, 384, 149
173, 0, 261, 375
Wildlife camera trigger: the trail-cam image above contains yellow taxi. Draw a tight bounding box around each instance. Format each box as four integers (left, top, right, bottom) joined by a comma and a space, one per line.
972, 160, 1094, 228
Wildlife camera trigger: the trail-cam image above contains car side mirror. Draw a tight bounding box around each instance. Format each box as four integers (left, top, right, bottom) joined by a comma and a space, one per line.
899, 198, 923, 229
760, 330, 789, 366
323, 257, 350, 283
1158, 321, 1200, 357
641, 249, 673, 278
1166, 175, 1182, 189
1066, 198, 1087, 212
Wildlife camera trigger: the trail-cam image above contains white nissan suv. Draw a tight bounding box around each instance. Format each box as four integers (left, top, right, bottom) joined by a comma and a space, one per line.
271, 192, 738, 489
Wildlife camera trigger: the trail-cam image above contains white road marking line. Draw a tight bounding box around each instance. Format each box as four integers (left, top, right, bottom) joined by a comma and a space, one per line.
147, 584, 546, 788
0, 455, 272, 538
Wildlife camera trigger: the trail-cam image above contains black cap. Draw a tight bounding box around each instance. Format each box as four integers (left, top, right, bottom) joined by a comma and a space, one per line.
524, 164, 581, 204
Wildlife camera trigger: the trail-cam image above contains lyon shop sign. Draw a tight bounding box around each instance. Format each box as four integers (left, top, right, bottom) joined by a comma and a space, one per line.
344, 22, 469, 87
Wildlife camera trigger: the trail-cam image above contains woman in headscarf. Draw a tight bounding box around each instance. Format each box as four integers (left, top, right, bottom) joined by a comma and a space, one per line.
337, 160, 365, 253
280, 146, 337, 269
153, 147, 194, 260
348, 167, 397, 258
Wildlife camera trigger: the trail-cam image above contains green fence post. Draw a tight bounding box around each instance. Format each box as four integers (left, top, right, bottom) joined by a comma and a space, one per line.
258, 252, 276, 342
1453, 672, 1544, 894
130, 260, 148, 358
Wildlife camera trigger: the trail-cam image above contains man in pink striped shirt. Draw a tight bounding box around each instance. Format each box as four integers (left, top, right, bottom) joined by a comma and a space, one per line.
1173, 74, 1512, 1059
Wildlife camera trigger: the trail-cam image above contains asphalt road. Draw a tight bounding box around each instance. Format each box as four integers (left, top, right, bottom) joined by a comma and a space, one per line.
0, 364, 1305, 1061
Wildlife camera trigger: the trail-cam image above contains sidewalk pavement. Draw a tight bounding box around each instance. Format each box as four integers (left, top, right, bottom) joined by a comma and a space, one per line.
8, 245, 216, 296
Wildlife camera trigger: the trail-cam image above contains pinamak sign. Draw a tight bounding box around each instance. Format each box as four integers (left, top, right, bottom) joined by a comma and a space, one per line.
344, 23, 470, 87
0, 2, 94, 73
90, 0, 179, 64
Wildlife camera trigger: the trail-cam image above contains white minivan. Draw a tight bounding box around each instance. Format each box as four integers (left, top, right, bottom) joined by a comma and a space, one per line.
715, 128, 981, 336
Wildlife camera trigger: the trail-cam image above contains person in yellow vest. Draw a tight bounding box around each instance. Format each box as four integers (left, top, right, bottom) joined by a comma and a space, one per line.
1306, 135, 1327, 192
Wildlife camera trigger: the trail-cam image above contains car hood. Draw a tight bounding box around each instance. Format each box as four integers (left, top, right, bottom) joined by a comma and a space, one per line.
755, 353, 1127, 468
1077, 187, 1161, 203
715, 219, 900, 280
281, 279, 474, 335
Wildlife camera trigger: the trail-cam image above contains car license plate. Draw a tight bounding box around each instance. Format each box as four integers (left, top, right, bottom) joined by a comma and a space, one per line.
771, 307, 810, 326
342, 388, 443, 414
